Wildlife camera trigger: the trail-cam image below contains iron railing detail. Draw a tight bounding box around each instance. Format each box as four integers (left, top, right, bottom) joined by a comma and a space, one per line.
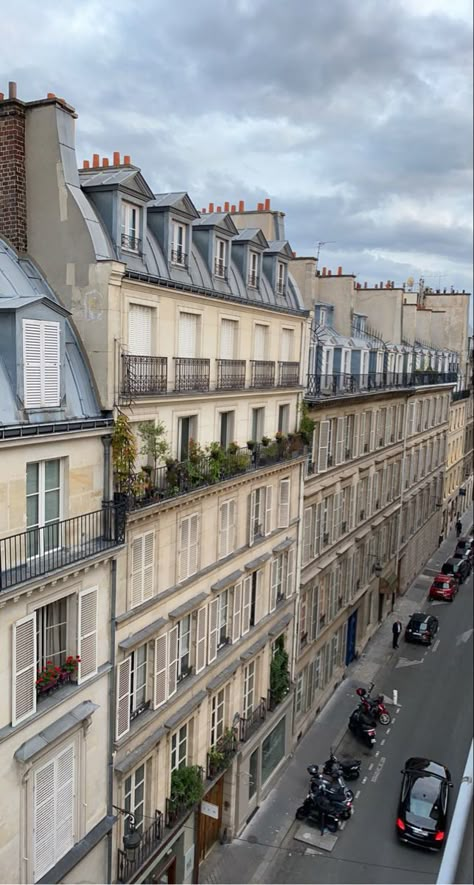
170, 248, 187, 266
214, 258, 227, 278
248, 271, 259, 288
117, 811, 163, 883
206, 731, 238, 780
250, 360, 275, 388
239, 699, 267, 742
216, 359, 246, 390
121, 355, 168, 396
278, 361, 300, 387
305, 371, 458, 399
121, 233, 141, 252
174, 358, 210, 392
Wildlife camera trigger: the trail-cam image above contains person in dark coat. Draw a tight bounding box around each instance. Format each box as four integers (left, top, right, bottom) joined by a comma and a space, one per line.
392, 619, 402, 649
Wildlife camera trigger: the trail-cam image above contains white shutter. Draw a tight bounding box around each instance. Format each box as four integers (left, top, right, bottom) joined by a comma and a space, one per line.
302, 507, 313, 565
42, 322, 61, 407
335, 417, 344, 465
23, 319, 60, 410
178, 312, 198, 358
33, 758, 56, 880
189, 514, 199, 576
195, 607, 207, 673
116, 658, 131, 739
168, 625, 178, 698
78, 587, 98, 682
369, 411, 376, 451
278, 478, 290, 528
280, 328, 292, 362
179, 517, 189, 581
12, 614, 36, 726
270, 559, 279, 612
232, 582, 242, 642
218, 502, 228, 559
265, 484, 273, 535
385, 407, 392, 445
179, 515, 198, 580
153, 634, 167, 709
254, 324, 267, 360
407, 401, 415, 436
248, 491, 256, 547
130, 532, 154, 608
131, 536, 144, 608
372, 472, 379, 511
128, 304, 152, 355
313, 502, 322, 555
318, 420, 330, 471
208, 598, 219, 663
332, 492, 341, 540
254, 569, 265, 623
54, 744, 75, 860
241, 576, 252, 635
23, 319, 42, 409
143, 532, 155, 600
286, 548, 294, 597
353, 414, 360, 458
366, 474, 372, 516
348, 484, 355, 530
220, 319, 237, 359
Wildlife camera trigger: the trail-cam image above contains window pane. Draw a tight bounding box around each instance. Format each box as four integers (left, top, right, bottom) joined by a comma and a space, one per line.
27, 495, 39, 529
45, 460, 60, 490
44, 489, 60, 523
249, 748, 258, 799
26, 463, 39, 495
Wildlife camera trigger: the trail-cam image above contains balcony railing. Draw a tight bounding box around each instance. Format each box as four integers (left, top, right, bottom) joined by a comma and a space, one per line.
206, 731, 238, 780
117, 811, 163, 884
305, 371, 458, 400
214, 258, 227, 278
121, 354, 168, 396
278, 361, 300, 387
115, 438, 305, 511
216, 359, 246, 390
170, 247, 187, 266
452, 389, 471, 401
239, 699, 267, 742
121, 233, 141, 253
0, 503, 125, 592
248, 271, 259, 288
174, 358, 210, 392
250, 360, 275, 388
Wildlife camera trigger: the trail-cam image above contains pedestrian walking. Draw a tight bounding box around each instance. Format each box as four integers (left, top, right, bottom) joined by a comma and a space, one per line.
392, 619, 402, 649
456, 518, 462, 538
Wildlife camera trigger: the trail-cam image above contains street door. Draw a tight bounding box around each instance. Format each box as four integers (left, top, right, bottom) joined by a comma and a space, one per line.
345, 610, 358, 665
198, 777, 224, 861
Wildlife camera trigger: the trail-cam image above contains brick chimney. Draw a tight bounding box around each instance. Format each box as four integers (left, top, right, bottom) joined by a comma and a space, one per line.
0, 82, 27, 252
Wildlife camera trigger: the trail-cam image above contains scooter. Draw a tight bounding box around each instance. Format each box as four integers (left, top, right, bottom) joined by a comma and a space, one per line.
348, 707, 377, 747
295, 791, 342, 832
356, 684, 391, 725
307, 766, 354, 801
307, 769, 354, 818
323, 750, 361, 781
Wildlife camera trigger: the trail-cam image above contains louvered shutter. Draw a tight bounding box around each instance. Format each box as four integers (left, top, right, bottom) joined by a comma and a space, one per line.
116, 658, 131, 739
178, 312, 198, 357
228, 499, 236, 553
280, 328, 292, 362
33, 758, 56, 880
348, 485, 355, 530
168, 626, 178, 698
195, 607, 207, 673
318, 421, 330, 471
42, 322, 61, 407
208, 599, 219, 663
12, 614, 36, 726
407, 401, 415, 436
278, 478, 290, 528
286, 548, 294, 597
385, 408, 392, 446
128, 304, 152, 355
302, 507, 313, 565
143, 531, 155, 600
218, 501, 228, 559
220, 319, 237, 359
369, 412, 376, 450
232, 582, 242, 642
335, 417, 344, 465
270, 559, 279, 612
248, 491, 256, 546
78, 587, 98, 682
254, 569, 265, 623
54, 744, 75, 860
326, 496, 333, 543
332, 492, 341, 540
153, 634, 167, 708
265, 485, 273, 535
372, 472, 379, 511
313, 502, 321, 555
358, 414, 365, 455
189, 514, 199, 575
254, 324, 267, 360
131, 536, 144, 608
241, 576, 252, 635
366, 474, 372, 516
353, 414, 360, 458
23, 320, 42, 409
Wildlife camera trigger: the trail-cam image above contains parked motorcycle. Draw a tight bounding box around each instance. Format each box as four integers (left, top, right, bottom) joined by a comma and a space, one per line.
356, 683, 392, 725
323, 750, 361, 781
306, 768, 354, 818
348, 707, 377, 747
295, 790, 342, 832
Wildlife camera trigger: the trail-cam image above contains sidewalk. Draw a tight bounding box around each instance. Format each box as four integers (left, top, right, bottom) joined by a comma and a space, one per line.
198, 512, 473, 885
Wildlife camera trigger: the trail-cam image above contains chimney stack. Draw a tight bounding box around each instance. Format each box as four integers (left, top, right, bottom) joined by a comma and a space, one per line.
224, 201, 230, 211
238, 200, 245, 211
337, 266, 342, 275
264, 198, 271, 210
231, 204, 236, 212
113, 151, 120, 166
92, 153, 100, 168
83, 160, 90, 169
0, 82, 27, 252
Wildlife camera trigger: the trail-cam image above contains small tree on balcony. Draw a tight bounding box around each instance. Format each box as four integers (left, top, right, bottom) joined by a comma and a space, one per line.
138, 420, 170, 472
112, 412, 137, 488
170, 765, 204, 809
270, 638, 290, 706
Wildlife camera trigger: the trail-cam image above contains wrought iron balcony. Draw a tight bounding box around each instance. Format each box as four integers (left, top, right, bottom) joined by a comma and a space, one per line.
250, 360, 275, 388
117, 811, 163, 884
216, 359, 246, 390
0, 503, 125, 592
214, 258, 227, 278
239, 699, 267, 741
248, 270, 259, 288
174, 358, 210, 392
276, 282, 286, 296
278, 361, 300, 387
206, 731, 238, 780
305, 371, 458, 401
452, 388, 471, 401
121, 354, 168, 396
121, 233, 141, 253
170, 247, 187, 266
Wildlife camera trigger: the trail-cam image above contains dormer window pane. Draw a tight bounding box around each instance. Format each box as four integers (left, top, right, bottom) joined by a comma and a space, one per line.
215, 238, 226, 278
277, 262, 286, 294
121, 202, 140, 252
171, 222, 187, 266
248, 252, 259, 288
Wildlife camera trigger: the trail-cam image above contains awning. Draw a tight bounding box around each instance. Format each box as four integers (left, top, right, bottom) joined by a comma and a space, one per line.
380, 573, 398, 594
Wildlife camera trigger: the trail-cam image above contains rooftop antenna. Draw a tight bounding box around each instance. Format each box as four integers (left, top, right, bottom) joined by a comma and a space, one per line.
315, 241, 336, 272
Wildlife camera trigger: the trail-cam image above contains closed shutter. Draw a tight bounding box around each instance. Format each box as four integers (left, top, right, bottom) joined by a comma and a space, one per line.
270, 559, 279, 612
353, 414, 360, 458
369, 411, 376, 450
335, 417, 344, 465
254, 324, 267, 360
254, 569, 265, 623
241, 576, 252, 635
208, 598, 219, 663
189, 514, 199, 577
332, 492, 341, 540
232, 583, 242, 642
23, 319, 42, 409
407, 401, 415, 436
278, 478, 290, 528
348, 485, 355, 530
219, 500, 235, 558
33, 758, 56, 881
248, 491, 256, 547
195, 607, 207, 673
54, 744, 75, 861
286, 548, 294, 597
12, 614, 36, 726
220, 319, 237, 359
42, 322, 61, 407
313, 502, 322, 555
178, 312, 198, 358
168, 626, 178, 698
23, 319, 60, 409
128, 304, 152, 355
302, 507, 313, 565
385, 408, 392, 446
372, 472, 379, 511
116, 658, 131, 739
131, 536, 144, 608
78, 587, 98, 682
280, 328, 293, 362
265, 485, 273, 535
131, 532, 155, 608
366, 474, 372, 516
179, 517, 189, 581
154, 634, 167, 709
318, 420, 330, 471
143, 532, 155, 600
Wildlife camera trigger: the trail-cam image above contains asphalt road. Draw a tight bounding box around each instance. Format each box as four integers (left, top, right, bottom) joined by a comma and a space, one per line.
263, 567, 474, 884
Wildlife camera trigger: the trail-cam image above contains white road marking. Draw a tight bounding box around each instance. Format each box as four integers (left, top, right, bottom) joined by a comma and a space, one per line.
362, 776, 367, 784
380, 739, 386, 746
456, 629, 473, 645
368, 763, 374, 771
371, 756, 386, 783
355, 790, 361, 799
375, 751, 380, 757
431, 639, 440, 653
396, 707, 401, 714
396, 657, 424, 668
386, 727, 391, 733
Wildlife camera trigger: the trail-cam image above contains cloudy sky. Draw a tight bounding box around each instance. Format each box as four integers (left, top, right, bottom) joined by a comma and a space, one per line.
2, 0, 473, 294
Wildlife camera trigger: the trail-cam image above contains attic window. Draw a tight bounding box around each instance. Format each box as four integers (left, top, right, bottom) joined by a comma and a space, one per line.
248, 252, 259, 288
23, 319, 60, 409
277, 261, 286, 295
214, 238, 227, 278
171, 222, 187, 267
121, 202, 140, 252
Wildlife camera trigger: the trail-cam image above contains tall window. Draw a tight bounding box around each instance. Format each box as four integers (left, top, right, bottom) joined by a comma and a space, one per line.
177, 616, 192, 680
218, 498, 236, 559
36, 599, 67, 672
124, 764, 145, 836
210, 689, 225, 746
251, 407, 265, 442
178, 513, 199, 581
277, 261, 286, 294
219, 411, 235, 449
243, 661, 255, 718
128, 304, 152, 356
178, 312, 199, 358
171, 221, 186, 265
254, 324, 268, 360
130, 646, 148, 718
171, 723, 188, 771
280, 328, 294, 362
121, 201, 139, 251
215, 238, 227, 277
278, 404, 290, 434
23, 319, 60, 409
220, 318, 238, 359
178, 415, 198, 460
26, 459, 61, 557
248, 252, 259, 287
217, 591, 229, 647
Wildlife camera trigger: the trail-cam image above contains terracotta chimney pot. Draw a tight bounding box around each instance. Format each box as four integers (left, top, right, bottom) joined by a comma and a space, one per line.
337, 266, 342, 275
123, 154, 131, 165
257, 202, 264, 210
322, 267, 326, 276
92, 153, 100, 168
209, 202, 214, 213
238, 200, 245, 211
231, 204, 236, 212
103, 157, 109, 167
83, 160, 90, 169
113, 151, 120, 166
216, 205, 222, 212
264, 198, 271, 210
8, 82, 17, 99
224, 201, 230, 211
47, 92, 56, 99
328, 269, 332, 276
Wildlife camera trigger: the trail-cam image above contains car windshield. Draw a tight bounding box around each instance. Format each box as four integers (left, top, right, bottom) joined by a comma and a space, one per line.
408, 776, 441, 821
434, 581, 449, 589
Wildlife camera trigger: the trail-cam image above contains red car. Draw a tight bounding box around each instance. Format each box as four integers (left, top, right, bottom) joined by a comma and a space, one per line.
429, 575, 457, 602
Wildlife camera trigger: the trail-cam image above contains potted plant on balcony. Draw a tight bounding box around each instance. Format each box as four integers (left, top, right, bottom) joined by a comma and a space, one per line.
261, 435, 271, 447
168, 765, 204, 824
112, 413, 137, 500
269, 640, 290, 709
208, 746, 226, 778
247, 440, 256, 451
36, 661, 62, 696
61, 655, 81, 683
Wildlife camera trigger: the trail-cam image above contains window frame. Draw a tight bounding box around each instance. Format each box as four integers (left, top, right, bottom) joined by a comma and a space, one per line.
121, 201, 140, 253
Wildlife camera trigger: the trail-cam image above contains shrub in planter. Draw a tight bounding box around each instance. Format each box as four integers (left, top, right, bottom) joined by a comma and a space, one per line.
261, 436, 271, 447
247, 440, 256, 451
270, 642, 290, 706
170, 765, 204, 810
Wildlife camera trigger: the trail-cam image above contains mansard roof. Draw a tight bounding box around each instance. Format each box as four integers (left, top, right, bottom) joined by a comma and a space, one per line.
232, 228, 269, 249
193, 213, 239, 236
264, 240, 294, 258
149, 192, 200, 219
79, 167, 154, 199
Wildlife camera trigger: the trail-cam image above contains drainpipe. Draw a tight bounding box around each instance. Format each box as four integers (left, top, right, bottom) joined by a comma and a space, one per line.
102, 434, 112, 502
106, 557, 117, 884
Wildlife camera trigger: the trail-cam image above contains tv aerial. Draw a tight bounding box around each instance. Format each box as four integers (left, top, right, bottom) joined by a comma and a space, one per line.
315, 241, 336, 268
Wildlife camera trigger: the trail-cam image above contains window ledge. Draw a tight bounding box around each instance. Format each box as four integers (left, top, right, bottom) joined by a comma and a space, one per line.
14, 700, 99, 763
36, 814, 116, 884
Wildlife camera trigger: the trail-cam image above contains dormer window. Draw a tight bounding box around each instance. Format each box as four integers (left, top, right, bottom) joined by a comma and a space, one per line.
215, 238, 227, 278
277, 261, 286, 295
121, 202, 140, 252
171, 221, 187, 266
23, 319, 60, 409
248, 252, 259, 288
319, 308, 326, 326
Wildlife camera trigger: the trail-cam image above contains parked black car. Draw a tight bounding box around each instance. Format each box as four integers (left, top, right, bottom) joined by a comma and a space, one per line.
454, 538, 473, 562
405, 613, 439, 646
441, 557, 471, 584
396, 757, 452, 850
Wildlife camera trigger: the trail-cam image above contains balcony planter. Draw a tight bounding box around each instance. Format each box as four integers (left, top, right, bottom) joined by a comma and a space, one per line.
247, 440, 256, 451
261, 436, 271, 447
270, 643, 290, 707
207, 748, 226, 779
167, 766, 204, 827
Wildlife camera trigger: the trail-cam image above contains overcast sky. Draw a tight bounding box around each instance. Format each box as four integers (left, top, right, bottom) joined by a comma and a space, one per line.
2, 0, 473, 295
